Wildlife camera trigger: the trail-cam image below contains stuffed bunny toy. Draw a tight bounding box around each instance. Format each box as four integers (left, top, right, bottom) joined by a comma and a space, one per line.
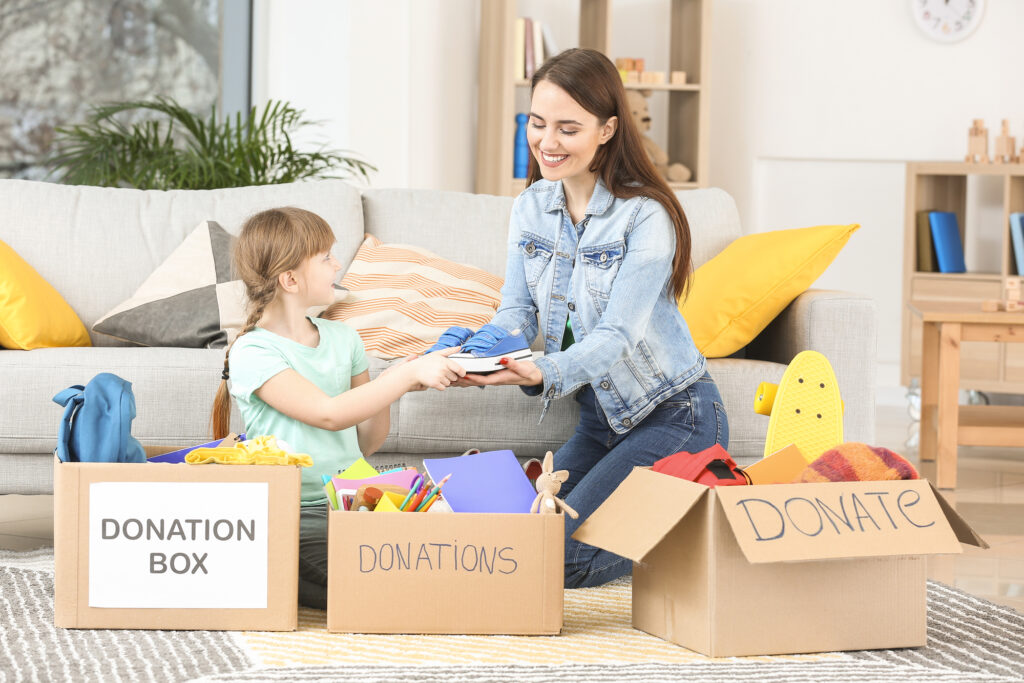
530, 451, 579, 518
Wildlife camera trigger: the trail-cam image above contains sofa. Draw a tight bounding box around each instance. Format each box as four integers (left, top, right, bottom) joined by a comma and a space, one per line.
0, 178, 876, 495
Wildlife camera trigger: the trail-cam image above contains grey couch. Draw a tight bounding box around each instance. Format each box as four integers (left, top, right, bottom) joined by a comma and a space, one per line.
0, 179, 876, 494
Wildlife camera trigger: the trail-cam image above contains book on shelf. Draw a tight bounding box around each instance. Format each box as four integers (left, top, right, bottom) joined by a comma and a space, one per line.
915, 210, 937, 272
1011, 212, 1024, 276
514, 17, 525, 80
928, 211, 967, 274
516, 17, 547, 80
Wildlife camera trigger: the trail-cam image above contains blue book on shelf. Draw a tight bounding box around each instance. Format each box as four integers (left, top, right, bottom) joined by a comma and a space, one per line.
1011, 213, 1024, 276
928, 211, 966, 273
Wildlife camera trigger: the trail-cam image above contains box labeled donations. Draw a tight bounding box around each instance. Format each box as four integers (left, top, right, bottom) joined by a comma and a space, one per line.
54, 458, 301, 630
573, 467, 986, 657
327, 509, 563, 634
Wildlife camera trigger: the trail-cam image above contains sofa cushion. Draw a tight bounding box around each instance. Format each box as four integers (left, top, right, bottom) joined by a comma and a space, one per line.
0, 347, 243, 455
92, 221, 247, 348
0, 239, 90, 350
0, 179, 365, 346
323, 234, 503, 358
680, 224, 859, 357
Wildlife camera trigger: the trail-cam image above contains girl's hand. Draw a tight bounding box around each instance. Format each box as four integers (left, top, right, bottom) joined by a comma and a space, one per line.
380, 354, 425, 390
409, 347, 466, 391
453, 358, 543, 388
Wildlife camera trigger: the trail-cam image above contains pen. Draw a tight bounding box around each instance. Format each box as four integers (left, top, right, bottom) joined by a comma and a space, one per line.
398, 474, 423, 511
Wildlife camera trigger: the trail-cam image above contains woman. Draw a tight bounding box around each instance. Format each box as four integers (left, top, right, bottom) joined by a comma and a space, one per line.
457, 48, 729, 588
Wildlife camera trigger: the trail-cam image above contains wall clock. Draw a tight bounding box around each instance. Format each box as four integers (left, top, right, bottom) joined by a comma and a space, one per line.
910, 0, 984, 43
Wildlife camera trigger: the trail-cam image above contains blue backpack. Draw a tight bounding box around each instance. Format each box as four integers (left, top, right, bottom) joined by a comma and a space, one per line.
52, 373, 146, 463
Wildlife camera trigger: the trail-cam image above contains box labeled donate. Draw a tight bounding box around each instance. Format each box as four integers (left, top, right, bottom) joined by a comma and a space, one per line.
54, 457, 300, 630
573, 468, 987, 657
327, 510, 563, 634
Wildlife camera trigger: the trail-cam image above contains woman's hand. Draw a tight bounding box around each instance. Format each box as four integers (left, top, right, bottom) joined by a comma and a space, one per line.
454, 357, 543, 388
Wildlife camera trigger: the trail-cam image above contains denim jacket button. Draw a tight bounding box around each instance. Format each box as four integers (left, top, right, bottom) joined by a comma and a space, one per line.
547, 387, 556, 398
599, 380, 610, 390
622, 417, 632, 427
600, 252, 608, 263
567, 302, 575, 311
525, 242, 536, 255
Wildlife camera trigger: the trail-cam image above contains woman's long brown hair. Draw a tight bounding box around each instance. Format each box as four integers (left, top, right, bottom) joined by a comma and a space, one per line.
528, 48, 692, 300
210, 207, 335, 439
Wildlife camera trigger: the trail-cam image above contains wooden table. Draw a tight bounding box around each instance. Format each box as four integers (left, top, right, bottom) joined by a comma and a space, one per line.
909, 301, 1024, 488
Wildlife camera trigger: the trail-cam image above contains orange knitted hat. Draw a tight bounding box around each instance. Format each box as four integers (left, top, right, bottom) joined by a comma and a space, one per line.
795, 442, 918, 483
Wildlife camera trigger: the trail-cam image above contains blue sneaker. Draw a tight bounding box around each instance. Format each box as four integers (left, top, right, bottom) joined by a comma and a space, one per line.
423, 326, 475, 354
450, 324, 532, 373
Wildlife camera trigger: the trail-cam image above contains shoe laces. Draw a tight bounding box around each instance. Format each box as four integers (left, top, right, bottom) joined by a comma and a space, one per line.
460, 324, 515, 354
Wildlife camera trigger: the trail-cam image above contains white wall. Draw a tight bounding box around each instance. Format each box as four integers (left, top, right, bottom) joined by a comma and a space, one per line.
252, 0, 1024, 401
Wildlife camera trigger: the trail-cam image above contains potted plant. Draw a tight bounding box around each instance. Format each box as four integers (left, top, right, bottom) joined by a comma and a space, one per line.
48, 97, 374, 190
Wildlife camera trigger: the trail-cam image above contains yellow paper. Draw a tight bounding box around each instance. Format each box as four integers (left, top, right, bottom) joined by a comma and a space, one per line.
374, 491, 405, 512
337, 457, 378, 479
185, 434, 313, 467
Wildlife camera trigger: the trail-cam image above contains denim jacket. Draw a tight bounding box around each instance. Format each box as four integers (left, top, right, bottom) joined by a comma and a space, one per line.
489, 177, 706, 433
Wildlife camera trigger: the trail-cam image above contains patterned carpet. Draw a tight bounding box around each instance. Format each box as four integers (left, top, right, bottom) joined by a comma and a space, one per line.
2, 548, 1022, 682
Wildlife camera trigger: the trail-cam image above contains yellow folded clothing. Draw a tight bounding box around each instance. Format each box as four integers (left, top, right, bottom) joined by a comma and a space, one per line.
185, 435, 313, 467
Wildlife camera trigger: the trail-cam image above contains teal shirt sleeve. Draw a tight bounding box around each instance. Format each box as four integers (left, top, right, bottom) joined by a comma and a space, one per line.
228, 335, 290, 401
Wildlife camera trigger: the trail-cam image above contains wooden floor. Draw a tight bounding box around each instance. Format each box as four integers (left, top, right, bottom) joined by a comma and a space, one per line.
2, 404, 1022, 614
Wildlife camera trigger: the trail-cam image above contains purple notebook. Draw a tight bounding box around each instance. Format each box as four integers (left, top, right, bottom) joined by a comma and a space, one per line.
423, 450, 537, 513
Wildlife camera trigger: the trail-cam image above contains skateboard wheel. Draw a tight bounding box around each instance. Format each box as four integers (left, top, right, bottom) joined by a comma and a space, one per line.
754, 382, 778, 415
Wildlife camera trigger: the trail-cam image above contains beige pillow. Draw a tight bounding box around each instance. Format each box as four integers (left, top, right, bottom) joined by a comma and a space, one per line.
323, 234, 502, 358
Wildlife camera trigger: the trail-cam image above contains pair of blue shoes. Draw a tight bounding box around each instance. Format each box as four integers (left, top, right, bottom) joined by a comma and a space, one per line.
424, 324, 532, 373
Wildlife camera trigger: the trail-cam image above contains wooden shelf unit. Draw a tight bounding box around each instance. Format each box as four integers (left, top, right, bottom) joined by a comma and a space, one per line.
901, 161, 1024, 392
476, 0, 710, 197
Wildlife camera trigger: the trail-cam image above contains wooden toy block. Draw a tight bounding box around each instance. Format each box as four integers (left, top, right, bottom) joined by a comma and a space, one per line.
634, 58, 645, 71
670, 70, 687, 85
993, 119, 1019, 163
626, 70, 640, 84
966, 118, 990, 163
643, 70, 666, 84
615, 58, 635, 70
618, 68, 628, 83
982, 299, 1001, 312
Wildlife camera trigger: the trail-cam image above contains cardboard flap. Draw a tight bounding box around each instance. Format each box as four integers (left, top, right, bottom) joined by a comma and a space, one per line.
715, 480, 967, 563
572, 467, 707, 562
930, 483, 989, 549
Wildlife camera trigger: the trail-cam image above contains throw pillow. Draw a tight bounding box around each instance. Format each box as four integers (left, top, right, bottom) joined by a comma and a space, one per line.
0, 239, 91, 350
679, 224, 859, 358
322, 234, 503, 358
93, 220, 247, 348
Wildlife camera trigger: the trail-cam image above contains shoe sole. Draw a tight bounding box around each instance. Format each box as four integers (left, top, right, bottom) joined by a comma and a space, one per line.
451, 348, 534, 374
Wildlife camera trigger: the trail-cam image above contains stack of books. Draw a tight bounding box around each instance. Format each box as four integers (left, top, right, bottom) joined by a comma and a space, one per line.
514, 17, 557, 80
915, 210, 966, 273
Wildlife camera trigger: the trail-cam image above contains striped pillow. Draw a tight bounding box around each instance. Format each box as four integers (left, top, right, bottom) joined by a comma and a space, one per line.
322, 234, 503, 359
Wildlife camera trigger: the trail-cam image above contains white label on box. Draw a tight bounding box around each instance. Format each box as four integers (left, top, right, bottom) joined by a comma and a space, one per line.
88, 482, 269, 609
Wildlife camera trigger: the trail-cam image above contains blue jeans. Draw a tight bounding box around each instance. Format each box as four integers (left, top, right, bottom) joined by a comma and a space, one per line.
558, 373, 729, 588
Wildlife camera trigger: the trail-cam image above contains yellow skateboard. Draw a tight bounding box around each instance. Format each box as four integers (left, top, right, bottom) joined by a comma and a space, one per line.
754, 350, 844, 462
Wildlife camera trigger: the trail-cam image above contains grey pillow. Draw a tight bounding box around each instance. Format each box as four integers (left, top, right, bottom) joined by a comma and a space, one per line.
92, 221, 246, 348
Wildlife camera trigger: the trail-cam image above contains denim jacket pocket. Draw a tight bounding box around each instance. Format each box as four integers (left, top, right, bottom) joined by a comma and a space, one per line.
580, 241, 625, 299
519, 232, 554, 290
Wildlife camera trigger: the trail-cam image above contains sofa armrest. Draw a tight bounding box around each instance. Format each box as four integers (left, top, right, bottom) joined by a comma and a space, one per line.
744, 289, 877, 445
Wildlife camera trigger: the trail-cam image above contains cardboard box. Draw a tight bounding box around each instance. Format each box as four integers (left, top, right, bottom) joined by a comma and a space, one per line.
327, 510, 563, 634
573, 468, 986, 656
54, 456, 301, 630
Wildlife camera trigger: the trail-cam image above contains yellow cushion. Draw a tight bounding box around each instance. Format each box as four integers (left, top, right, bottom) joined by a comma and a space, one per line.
679, 224, 859, 358
0, 239, 91, 350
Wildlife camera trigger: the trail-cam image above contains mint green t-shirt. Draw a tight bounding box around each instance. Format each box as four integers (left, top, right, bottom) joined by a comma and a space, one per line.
228, 317, 369, 505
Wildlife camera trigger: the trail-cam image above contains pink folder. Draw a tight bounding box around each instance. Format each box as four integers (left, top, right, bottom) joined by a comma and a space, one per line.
332, 469, 420, 494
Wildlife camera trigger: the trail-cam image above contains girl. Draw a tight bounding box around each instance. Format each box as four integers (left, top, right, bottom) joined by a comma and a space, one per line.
211, 206, 464, 608
457, 49, 729, 588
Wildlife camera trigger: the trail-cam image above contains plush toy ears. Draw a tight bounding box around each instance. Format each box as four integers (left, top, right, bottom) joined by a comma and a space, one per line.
552, 470, 569, 484
542, 451, 554, 472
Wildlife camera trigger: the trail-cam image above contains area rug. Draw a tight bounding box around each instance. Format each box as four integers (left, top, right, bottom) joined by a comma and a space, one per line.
2, 548, 1022, 682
